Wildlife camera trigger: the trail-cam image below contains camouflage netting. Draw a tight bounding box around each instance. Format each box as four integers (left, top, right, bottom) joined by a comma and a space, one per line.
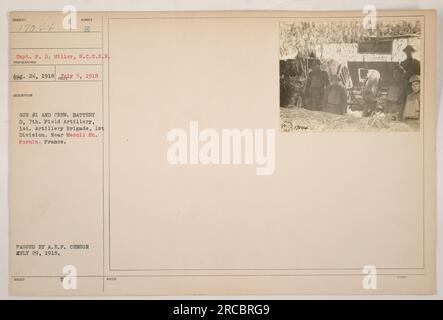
280, 107, 419, 132
280, 20, 421, 59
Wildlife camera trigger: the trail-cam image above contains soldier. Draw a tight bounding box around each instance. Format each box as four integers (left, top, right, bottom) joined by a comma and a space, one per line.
304, 59, 329, 111
385, 64, 408, 120
400, 45, 420, 83
361, 70, 381, 117
280, 60, 293, 107
403, 75, 420, 121
323, 75, 347, 115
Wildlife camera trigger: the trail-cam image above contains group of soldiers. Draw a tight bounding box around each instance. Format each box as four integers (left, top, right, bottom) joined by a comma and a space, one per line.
303, 59, 348, 115
287, 45, 421, 122
362, 44, 421, 122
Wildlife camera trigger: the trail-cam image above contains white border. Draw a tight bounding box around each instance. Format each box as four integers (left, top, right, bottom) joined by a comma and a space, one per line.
0, 0, 441, 300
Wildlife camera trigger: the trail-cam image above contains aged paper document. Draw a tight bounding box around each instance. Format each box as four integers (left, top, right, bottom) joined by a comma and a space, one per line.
9, 10, 436, 295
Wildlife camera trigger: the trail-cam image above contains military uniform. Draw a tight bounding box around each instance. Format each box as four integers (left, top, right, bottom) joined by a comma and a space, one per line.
403, 75, 420, 120
403, 92, 420, 119
305, 69, 329, 111
400, 45, 420, 94
385, 78, 408, 118
323, 84, 347, 115
401, 58, 420, 83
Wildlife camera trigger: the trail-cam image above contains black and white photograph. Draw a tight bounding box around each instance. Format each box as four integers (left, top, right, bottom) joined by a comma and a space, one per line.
280, 19, 422, 132
2, 0, 442, 307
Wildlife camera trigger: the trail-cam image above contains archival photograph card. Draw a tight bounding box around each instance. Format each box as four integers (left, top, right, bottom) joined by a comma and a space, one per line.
9, 10, 437, 295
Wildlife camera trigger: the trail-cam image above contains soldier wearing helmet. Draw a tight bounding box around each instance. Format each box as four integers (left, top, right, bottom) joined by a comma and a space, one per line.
403, 75, 420, 121
400, 45, 420, 83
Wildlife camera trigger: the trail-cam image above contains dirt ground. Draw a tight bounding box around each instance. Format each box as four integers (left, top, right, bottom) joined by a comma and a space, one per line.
280, 107, 420, 132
